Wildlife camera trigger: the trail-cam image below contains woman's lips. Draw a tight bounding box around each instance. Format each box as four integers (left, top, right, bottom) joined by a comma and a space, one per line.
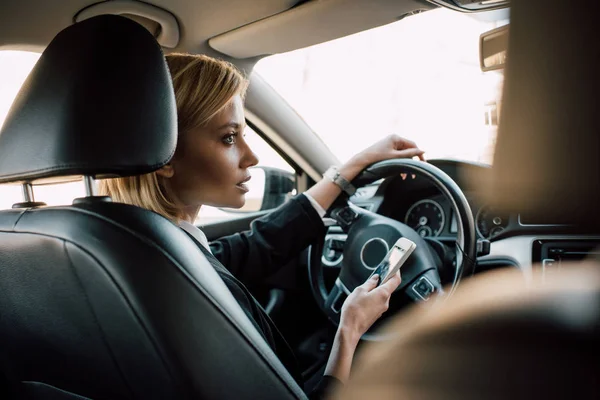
236, 183, 249, 192
236, 176, 251, 192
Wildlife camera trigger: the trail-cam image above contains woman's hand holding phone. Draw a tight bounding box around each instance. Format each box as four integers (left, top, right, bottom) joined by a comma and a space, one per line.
339, 272, 402, 345
325, 273, 401, 382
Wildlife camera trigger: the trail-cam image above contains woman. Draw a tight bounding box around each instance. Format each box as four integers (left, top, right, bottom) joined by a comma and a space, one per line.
99, 53, 425, 396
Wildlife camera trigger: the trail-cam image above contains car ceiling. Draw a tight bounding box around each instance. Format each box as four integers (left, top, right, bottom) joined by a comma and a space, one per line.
0, 0, 286, 50
0, 0, 434, 66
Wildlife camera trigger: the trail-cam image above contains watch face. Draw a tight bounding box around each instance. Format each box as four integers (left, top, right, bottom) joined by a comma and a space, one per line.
324, 167, 355, 195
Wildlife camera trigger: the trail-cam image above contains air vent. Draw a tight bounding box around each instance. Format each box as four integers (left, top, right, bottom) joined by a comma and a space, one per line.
477, 259, 519, 273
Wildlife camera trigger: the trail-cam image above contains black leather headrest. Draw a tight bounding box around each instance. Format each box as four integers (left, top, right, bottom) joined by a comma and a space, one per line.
0, 15, 177, 184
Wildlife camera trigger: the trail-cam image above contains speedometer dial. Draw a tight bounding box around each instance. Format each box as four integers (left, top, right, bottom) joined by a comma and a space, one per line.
476, 205, 509, 239
405, 199, 445, 237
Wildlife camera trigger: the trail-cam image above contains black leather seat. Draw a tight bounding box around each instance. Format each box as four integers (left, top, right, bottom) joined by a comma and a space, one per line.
0, 15, 305, 400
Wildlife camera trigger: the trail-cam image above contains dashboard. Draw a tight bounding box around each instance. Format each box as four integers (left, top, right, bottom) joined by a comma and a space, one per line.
344, 159, 600, 277
351, 160, 505, 240
382, 184, 511, 241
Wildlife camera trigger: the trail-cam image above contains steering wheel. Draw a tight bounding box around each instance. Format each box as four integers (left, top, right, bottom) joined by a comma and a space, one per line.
308, 159, 477, 333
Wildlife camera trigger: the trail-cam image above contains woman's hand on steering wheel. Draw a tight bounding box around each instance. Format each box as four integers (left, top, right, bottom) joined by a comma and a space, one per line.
306, 134, 426, 214
339, 135, 426, 181
339, 271, 402, 345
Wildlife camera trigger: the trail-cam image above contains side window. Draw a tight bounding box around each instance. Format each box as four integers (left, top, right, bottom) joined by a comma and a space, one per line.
197, 125, 297, 225
0, 182, 86, 209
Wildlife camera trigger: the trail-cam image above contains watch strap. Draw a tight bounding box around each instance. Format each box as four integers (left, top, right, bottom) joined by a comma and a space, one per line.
324, 166, 356, 196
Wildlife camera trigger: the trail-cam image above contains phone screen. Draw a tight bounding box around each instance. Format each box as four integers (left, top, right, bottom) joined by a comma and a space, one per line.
369, 238, 416, 286
372, 245, 405, 284
388, 245, 405, 267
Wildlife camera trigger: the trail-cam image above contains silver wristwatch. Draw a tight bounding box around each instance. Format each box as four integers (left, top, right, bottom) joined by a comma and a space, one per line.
323, 166, 356, 196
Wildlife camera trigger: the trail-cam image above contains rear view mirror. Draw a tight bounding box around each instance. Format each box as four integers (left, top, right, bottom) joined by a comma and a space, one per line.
480, 25, 509, 72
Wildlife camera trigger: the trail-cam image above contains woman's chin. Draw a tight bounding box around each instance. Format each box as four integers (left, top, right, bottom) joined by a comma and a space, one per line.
209, 192, 246, 209
227, 194, 246, 209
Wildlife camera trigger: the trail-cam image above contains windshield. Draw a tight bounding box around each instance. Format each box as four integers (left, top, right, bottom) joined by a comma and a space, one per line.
254, 8, 506, 165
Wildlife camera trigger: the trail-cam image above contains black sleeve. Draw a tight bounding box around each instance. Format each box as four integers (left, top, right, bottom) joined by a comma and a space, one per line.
309, 375, 343, 399
209, 194, 327, 287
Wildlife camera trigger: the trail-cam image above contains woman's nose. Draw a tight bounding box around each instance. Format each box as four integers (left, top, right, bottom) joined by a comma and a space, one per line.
241, 140, 259, 168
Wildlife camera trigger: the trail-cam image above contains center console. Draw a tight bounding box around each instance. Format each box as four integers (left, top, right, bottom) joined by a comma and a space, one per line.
533, 239, 600, 274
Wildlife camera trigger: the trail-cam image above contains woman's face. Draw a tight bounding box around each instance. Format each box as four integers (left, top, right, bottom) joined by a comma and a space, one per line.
160, 95, 259, 211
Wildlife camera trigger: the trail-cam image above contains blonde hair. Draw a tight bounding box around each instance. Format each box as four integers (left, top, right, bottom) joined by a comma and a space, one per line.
98, 53, 248, 221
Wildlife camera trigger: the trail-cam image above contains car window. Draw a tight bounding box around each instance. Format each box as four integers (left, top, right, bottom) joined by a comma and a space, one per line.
0, 51, 296, 218
254, 8, 507, 165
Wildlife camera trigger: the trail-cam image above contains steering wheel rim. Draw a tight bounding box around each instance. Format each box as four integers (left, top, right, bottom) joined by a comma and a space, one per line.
308, 159, 477, 332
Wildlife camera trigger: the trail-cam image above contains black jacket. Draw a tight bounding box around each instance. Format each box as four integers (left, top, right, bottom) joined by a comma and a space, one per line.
184, 195, 340, 398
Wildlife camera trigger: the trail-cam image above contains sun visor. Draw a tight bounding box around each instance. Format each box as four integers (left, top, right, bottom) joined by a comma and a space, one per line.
209, 0, 433, 59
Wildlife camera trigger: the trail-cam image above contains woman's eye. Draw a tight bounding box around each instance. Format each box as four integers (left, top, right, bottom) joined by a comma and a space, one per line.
223, 133, 237, 145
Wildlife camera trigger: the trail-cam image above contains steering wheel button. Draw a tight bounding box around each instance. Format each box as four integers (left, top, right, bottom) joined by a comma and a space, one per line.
412, 276, 435, 301
331, 239, 345, 250
333, 207, 359, 228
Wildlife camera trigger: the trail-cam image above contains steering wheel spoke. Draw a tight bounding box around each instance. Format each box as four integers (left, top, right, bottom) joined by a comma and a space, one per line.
323, 278, 352, 323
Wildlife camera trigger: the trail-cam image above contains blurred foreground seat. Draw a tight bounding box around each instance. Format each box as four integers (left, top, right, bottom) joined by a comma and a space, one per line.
336, 263, 600, 400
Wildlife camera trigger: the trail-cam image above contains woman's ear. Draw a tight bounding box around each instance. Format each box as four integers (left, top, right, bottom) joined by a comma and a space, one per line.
156, 164, 175, 178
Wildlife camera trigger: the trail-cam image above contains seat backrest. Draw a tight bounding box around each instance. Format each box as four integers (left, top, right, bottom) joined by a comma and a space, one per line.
0, 15, 305, 400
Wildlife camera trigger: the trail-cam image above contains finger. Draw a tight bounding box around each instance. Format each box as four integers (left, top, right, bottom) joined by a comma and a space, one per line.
370, 272, 400, 298
391, 136, 417, 150
381, 271, 402, 293
418, 152, 426, 162
401, 139, 417, 149
362, 274, 380, 291
395, 148, 425, 159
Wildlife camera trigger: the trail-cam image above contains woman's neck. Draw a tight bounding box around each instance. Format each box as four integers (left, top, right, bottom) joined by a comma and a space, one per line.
181, 204, 201, 224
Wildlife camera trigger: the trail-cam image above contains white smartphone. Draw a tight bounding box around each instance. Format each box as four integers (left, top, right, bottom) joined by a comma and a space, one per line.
370, 237, 416, 286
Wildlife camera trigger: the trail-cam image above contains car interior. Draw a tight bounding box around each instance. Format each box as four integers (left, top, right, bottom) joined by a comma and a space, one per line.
0, 0, 598, 399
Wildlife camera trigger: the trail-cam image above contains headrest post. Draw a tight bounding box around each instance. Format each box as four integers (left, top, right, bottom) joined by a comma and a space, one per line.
21, 183, 34, 202
84, 176, 96, 197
